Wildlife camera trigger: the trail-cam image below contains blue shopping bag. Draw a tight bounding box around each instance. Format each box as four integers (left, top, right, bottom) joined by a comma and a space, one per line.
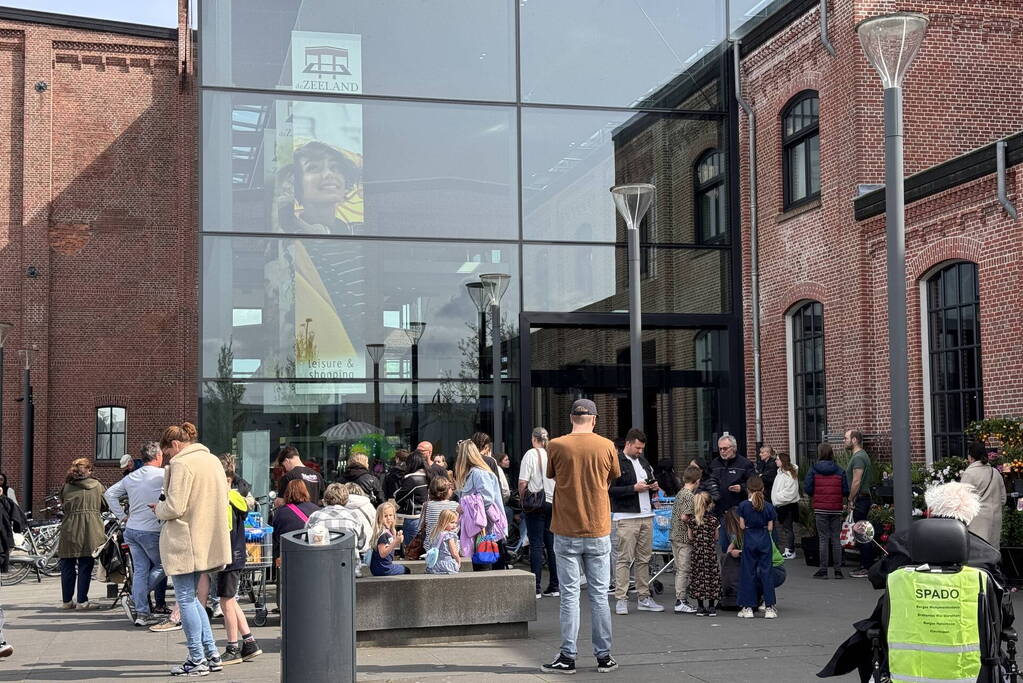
652, 508, 672, 552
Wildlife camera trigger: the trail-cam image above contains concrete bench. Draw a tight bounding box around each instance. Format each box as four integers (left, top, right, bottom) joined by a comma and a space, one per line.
397, 558, 473, 574
355, 569, 536, 646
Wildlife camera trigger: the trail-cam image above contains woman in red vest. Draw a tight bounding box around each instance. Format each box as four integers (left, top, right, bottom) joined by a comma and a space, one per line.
804, 444, 849, 580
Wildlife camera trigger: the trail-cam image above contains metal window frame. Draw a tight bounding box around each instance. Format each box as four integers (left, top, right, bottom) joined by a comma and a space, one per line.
781, 90, 821, 210
790, 301, 826, 470
694, 148, 727, 244
95, 405, 127, 461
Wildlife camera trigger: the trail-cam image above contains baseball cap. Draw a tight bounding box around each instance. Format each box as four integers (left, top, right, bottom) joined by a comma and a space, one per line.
118, 454, 133, 469
571, 398, 598, 416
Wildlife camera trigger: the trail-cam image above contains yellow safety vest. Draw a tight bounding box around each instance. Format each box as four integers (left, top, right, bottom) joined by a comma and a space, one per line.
886, 564, 985, 683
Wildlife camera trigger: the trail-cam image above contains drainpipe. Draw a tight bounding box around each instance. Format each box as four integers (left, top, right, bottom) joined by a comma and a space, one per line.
997, 139, 1018, 219
732, 40, 763, 447
819, 0, 836, 56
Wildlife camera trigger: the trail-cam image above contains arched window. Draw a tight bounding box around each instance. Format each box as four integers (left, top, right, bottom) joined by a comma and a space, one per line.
789, 301, 826, 471
695, 149, 726, 243
925, 262, 982, 460
782, 91, 820, 209
96, 406, 127, 461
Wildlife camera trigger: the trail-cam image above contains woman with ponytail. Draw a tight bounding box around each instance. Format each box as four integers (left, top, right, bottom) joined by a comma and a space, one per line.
735, 475, 778, 619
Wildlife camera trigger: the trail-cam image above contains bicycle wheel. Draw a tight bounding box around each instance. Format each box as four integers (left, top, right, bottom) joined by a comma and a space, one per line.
1, 561, 31, 586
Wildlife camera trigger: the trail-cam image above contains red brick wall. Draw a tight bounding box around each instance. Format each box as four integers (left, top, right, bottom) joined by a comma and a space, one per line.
738, 0, 1023, 462
0, 17, 197, 507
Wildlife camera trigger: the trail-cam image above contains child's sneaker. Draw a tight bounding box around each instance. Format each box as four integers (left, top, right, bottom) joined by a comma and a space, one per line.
637, 596, 664, 612
541, 652, 576, 674
170, 659, 209, 676
737, 607, 754, 618
695, 608, 708, 617
707, 604, 718, 617
764, 606, 778, 619
615, 599, 628, 615
674, 599, 697, 614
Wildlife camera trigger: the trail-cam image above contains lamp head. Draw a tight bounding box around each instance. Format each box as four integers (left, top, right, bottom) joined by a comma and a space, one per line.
404, 321, 426, 346
366, 343, 386, 364
856, 12, 929, 89
465, 281, 488, 313
610, 183, 656, 231
479, 273, 511, 307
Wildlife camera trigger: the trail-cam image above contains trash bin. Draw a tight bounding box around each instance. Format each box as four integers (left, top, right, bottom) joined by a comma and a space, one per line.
280, 528, 356, 682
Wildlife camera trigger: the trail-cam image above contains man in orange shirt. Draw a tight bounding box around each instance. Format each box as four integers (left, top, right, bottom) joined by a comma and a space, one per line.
541, 399, 621, 675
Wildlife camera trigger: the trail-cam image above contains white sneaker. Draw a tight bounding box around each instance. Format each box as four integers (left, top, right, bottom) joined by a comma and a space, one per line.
757, 602, 766, 612
674, 600, 697, 614
536, 593, 542, 600
615, 599, 629, 615
212, 603, 223, 618
764, 606, 778, 619
782, 550, 797, 560
637, 597, 664, 612
60, 602, 76, 610
737, 607, 754, 618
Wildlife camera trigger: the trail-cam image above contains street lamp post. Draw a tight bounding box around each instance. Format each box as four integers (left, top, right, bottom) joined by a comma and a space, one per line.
0, 323, 12, 474
18, 349, 33, 515
465, 282, 489, 429
610, 183, 656, 431
366, 343, 386, 431
480, 273, 511, 454
404, 322, 426, 446
857, 12, 928, 532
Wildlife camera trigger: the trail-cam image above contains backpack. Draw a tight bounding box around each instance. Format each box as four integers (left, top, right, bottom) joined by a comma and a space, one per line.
472, 533, 500, 565
425, 546, 440, 569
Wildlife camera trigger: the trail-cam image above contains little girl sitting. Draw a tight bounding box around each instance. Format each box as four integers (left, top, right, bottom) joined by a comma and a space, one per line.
370, 502, 411, 576
426, 509, 461, 575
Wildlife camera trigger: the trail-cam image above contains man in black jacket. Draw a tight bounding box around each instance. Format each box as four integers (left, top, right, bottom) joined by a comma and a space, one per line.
609, 429, 664, 615
709, 434, 755, 551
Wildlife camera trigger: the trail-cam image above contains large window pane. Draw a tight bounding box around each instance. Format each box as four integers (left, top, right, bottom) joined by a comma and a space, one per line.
520, 0, 725, 109
203, 91, 517, 239
523, 245, 729, 314
203, 236, 519, 382
522, 108, 725, 242
201, 0, 515, 101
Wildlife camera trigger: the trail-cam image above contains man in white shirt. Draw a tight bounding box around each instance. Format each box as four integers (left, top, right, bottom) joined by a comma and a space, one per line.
104, 441, 166, 626
608, 429, 663, 614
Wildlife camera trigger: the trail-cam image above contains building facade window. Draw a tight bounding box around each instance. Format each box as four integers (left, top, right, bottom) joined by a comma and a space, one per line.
790, 301, 826, 471
96, 406, 126, 461
926, 261, 982, 460
695, 149, 726, 243
782, 91, 820, 209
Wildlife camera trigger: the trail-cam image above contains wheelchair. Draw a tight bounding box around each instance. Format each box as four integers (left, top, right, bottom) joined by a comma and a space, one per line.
868, 518, 1019, 683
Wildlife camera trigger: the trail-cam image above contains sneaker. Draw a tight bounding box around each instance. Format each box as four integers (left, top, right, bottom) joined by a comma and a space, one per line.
170, 659, 209, 676
615, 599, 628, 615
850, 568, 869, 578
240, 639, 262, 661
152, 604, 172, 615
596, 655, 618, 673
207, 655, 223, 672
764, 606, 778, 619
737, 607, 754, 618
542, 588, 560, 597
637, 597, 664, 612
221, 648, 243, 665
606, 583, 616, 594
149, 618, 182, 633
134, 614, 160, 627
782, 549, 797, 560
813, 569, 828, 579
707, 605, 718, 617
212, 603, 223, 619
833, 569, 844, 580
0, 641, 12, 657
541, 653, 576, 674
695, 608, 708, 617
674, 599, 697, 614
76, 601, 104, 610
60, 601, 75, 610
757, 602, 766, 612
536, 592, 543, 600
121, 596, 136, 622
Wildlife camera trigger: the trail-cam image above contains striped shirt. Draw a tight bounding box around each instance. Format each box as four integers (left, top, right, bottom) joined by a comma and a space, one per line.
422, 500, 459, 542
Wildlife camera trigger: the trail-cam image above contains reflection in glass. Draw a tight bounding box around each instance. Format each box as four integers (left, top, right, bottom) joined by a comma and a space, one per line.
202, 236, 519, 383
522, 108, 724, 243
523, 245, 729, 314
203, 91, 517, 239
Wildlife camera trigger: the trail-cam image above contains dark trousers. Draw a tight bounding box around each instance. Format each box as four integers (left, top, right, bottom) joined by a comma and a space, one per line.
738, 530, 775, 608
154, 576, 168, 607
59, 556, 96, 604
815, 512, 843, 569
775, 503, 799, 552
525, 502, 558, 592
852, 494, 874, 569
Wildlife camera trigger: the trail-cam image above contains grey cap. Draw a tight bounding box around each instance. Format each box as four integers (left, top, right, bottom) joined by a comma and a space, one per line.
571, 398, 598, 416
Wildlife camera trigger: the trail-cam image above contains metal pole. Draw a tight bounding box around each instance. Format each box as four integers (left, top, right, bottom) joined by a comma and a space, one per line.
627, 227, 644, 430
491, 304, 503, 454
21, 353, 32, 515
885, 86, 912, 532
0, 346, 4, 474
411, 344, 419, 445
478, 310, 487, 429
372, 361, 381, 431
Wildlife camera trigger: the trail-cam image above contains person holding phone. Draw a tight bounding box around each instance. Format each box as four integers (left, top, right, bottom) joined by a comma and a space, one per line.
608, 429, 664, 615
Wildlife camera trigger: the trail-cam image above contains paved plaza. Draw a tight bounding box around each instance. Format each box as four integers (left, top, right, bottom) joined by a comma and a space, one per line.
2, 562, 1006, 682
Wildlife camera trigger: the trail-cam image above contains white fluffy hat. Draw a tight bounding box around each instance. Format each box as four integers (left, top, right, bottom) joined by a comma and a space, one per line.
924, 481, 981, 524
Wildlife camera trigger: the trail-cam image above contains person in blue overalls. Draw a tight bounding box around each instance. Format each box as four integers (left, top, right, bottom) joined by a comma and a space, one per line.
736, 475, 778, 619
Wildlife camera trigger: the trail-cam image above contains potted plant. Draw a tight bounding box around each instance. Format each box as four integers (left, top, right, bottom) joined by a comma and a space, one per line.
1001, 507, 1023, 586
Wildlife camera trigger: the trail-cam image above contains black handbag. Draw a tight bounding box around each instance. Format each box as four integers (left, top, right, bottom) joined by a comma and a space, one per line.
521, 448, 547, 513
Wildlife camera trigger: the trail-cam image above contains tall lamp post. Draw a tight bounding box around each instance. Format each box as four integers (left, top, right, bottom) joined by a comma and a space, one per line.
465, 282, 489, 427
610, 183, 656, 431
0, 322, 12, 473
480, 273, 510, 454
366, 343, 386, 431
857, 12, 928, 532
404, 322, 426, 446
18, 348, 33, 514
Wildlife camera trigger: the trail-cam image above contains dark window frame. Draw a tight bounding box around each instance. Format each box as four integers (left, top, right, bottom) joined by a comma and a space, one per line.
95, 405, 127, 461
695, 148, 727, 244
926, 261, 983, 461
791, 301, 826, 472
781, 91, 820, 210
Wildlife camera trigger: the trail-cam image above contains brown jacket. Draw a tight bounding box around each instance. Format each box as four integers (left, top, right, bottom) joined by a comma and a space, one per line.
155, 443, 230, 576
58, 477, 107, 558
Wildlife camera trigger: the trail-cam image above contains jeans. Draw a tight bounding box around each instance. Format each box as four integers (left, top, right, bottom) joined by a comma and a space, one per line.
124, 528, 164, 616
815, 512, 843, 569
613, 517, 653, 600
553, 534, 612, 660
172, 571, 216, 663
525, 503, 558, 592
401, 516, 420, 553
59, 556, 95, 604
852, 494, 875, 569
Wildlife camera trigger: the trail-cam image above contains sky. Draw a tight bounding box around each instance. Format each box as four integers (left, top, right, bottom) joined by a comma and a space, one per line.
1, 1, 179, 27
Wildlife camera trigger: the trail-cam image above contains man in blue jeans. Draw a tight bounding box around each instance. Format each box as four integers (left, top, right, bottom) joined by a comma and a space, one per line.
104, 442, 166, 627
542, 399, 621, 675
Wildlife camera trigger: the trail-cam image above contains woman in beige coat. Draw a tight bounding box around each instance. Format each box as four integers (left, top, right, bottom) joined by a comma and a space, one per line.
154, 422, 230, 676
57, 458, 107, 609
960, 441, 1006, 550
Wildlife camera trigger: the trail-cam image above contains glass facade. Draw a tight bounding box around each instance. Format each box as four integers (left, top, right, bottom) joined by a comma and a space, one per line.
200, 0, 742, 486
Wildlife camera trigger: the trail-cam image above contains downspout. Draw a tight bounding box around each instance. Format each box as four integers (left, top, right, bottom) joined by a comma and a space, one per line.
732, 40, 763, 446
819, 0, 836, 56
997, 139, 1018, 219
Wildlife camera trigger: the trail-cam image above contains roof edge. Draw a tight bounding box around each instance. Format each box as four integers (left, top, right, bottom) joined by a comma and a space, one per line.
0, 6, 177, 41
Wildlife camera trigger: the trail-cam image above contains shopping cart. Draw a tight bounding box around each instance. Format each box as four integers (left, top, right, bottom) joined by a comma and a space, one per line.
240, 520, 273, 626
648, 501, 675, 595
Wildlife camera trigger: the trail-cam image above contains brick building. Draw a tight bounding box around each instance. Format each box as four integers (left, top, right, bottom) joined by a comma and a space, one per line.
0, 7, 197, 508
